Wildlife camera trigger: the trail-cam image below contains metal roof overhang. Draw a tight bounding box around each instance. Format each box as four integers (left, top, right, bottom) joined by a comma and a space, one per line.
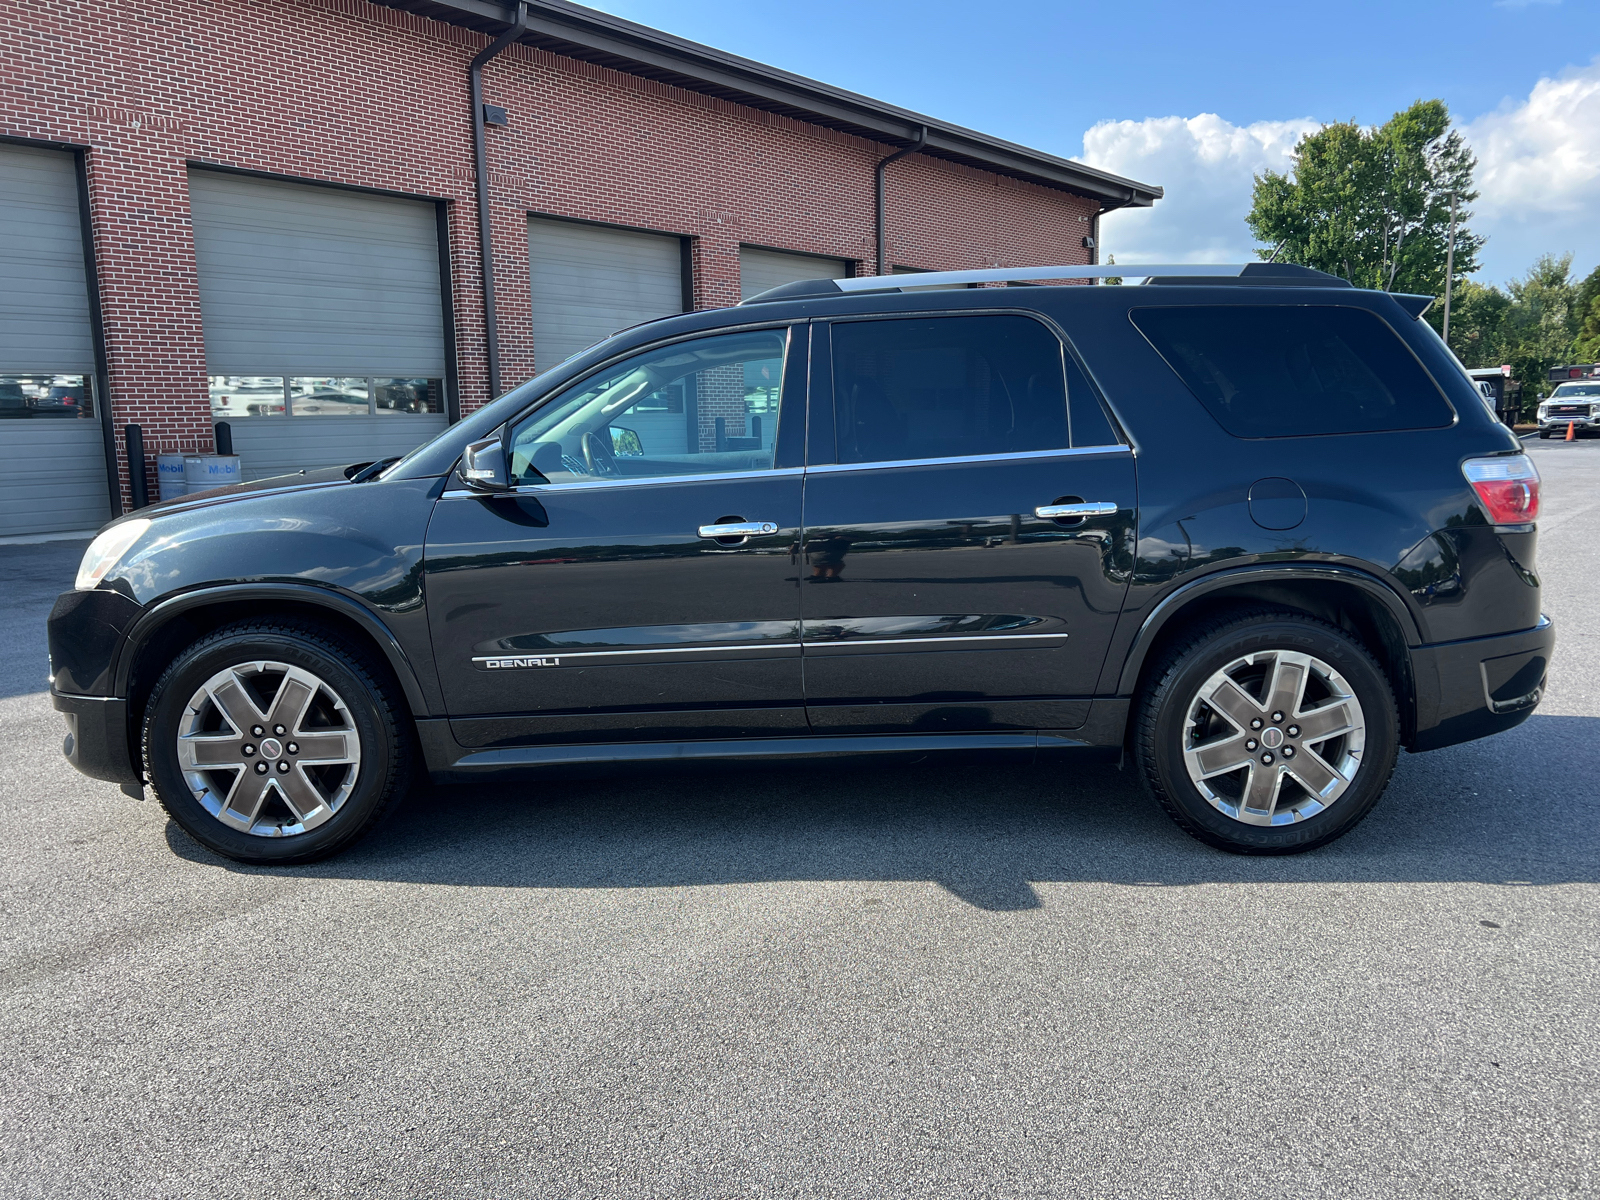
371, 0, 1162, 208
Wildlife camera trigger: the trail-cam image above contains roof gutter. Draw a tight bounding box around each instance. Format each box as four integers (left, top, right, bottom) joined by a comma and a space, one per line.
468, 1, 528, 400
379, 0, 1161, 206
875, 126, 927, 276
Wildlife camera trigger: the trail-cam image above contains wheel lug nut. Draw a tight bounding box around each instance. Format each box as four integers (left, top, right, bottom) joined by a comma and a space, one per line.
276, 761, 290, 774
1246, 739, 1257, 751
1261, 752, 1274, 765
254, 762, 268, 775
1272, 711, 1284, 723
286, 742, 298, 755
251, 725, 265, 737
242, 744, 255, 756
1250, 718, 1263, 730
1283, 747, 1295, 759
273, 725, 287, 736
1287, 725, 1300, 738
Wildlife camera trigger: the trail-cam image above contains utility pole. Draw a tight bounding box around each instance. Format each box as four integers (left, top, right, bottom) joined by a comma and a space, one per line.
1442, 192, 1459, 346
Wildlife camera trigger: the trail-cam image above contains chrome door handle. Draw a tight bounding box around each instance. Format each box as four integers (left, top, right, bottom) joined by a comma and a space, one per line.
698, 521, 778, 538
1035, 501, 1118, 519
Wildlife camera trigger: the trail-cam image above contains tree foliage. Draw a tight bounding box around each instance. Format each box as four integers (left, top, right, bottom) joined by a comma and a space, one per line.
1247, 100, 1481, 295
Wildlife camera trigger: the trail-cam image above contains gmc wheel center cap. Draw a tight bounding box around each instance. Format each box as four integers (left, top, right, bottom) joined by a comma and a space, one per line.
260, 738, 284, 760
1261, 727, 1284, 750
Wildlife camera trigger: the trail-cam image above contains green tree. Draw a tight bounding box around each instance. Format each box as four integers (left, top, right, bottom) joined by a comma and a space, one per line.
1438, 279, 1513, 367
1505, 254, 1582, 402
1247, 100, 1481, 296
1570, 293, 1600, 364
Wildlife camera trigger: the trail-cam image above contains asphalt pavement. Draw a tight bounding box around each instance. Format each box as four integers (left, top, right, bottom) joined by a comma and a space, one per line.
2, 440, 1596, 1198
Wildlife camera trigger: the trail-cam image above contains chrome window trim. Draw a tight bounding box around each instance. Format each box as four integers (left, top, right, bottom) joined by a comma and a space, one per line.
441, 465, 804, 500
805, 444, 1131, 475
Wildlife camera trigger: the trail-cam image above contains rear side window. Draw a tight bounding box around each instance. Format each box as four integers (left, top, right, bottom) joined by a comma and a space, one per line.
1130, 305, 1454, 438
831, 315, 1074, 464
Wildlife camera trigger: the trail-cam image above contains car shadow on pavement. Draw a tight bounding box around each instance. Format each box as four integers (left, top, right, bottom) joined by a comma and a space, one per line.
164, 712, 1600, 910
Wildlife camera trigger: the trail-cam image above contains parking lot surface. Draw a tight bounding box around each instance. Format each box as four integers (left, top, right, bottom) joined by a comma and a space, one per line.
2, 439, 1597, 1198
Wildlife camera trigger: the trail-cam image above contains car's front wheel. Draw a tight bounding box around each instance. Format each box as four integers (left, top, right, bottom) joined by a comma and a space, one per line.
142, 621, 411, 864
1134, 609, 1399, 854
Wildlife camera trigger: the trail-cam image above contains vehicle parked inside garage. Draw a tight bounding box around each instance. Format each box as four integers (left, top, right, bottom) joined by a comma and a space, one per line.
49, 262, 1553, 864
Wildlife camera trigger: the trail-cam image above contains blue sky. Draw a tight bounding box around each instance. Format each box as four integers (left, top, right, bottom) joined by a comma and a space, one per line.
588, 0, 1600, 286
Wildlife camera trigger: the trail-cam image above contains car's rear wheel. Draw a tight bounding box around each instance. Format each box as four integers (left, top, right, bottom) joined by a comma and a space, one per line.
142, 621, 411, 864
1134, 609, 1399, 854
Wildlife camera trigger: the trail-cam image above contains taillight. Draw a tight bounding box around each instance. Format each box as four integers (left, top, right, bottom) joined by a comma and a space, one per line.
1462, 455, 1540, 525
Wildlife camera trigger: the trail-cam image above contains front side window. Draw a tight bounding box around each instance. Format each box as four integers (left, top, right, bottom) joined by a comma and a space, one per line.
830, 315, 1076, 464
508, 328, 788, 486
1131, 305, 1454, 438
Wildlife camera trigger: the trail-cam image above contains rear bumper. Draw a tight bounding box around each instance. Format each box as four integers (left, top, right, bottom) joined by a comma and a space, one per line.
1408, 616, 1553, 752
52, 689, 140, 787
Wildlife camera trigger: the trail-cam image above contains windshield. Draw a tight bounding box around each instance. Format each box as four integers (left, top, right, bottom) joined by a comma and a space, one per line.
1551, 383, 1599, 398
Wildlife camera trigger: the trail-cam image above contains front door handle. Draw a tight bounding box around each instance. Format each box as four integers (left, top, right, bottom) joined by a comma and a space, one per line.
698, 521, 779, 539
1035, 501, 1118, 519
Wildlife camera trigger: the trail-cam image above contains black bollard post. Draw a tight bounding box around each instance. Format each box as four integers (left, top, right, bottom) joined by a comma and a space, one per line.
214, 420, 233, 456
125, 424, 148, 509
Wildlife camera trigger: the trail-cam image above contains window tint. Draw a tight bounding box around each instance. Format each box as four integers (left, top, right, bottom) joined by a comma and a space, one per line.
831, 315, 1072, 463
508, 328, 787, 486
1066, 353, 1120, 446
1131, 305, 1454, 438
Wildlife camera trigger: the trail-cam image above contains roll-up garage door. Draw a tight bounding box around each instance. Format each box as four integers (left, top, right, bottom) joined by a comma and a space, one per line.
738, 246, 851, 302
0, 143, 111, 537
529, 218, 684, 372
188, 170, 449, 481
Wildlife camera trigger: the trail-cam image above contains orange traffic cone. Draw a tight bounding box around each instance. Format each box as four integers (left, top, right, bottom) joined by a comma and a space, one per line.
1566, 421, 1576, 441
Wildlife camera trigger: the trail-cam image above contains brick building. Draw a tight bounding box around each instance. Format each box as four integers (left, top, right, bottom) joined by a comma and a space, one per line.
0, 0, 1159, 537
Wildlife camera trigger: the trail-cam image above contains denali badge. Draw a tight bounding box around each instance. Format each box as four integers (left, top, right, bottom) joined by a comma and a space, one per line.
476, 655, 561, 669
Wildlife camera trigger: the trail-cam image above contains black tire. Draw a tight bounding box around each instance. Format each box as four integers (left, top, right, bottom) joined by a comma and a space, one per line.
1133, 608, 1399, 855
1538, 431, 1551, 439
142, 620, 412, 864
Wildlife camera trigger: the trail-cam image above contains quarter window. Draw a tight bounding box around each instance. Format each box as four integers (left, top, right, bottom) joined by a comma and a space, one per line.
508, 328, 788, 486
830, 315, 1084, 464
1131, 305, 1454, 438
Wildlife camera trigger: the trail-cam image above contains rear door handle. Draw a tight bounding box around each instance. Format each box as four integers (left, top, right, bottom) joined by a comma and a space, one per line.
1035, 501, 1118, 519
698, 521, 778, 538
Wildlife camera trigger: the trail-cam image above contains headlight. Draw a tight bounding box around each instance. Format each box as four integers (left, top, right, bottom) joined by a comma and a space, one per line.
75, 519, 150, 590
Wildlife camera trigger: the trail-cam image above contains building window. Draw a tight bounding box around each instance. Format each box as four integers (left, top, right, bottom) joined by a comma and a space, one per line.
209, 377, 444, 419
0, 375, 96, 420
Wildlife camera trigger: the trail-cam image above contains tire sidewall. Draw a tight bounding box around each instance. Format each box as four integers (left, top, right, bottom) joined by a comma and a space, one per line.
144, 628, 398, 864
1148, 618, 1398, 853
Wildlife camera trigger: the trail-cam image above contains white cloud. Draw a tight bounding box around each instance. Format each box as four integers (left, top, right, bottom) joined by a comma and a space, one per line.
1465, 56, 1600, 279
1077, 114, 1318, 266
1077, 58, 1600, 284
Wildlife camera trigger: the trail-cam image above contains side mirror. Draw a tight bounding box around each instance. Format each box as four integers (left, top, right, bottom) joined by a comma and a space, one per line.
460, 435, 510, 492
610, 426, 644, 457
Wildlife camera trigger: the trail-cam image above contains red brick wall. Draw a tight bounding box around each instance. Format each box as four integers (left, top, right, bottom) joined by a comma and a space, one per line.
1, 0, 1099, 510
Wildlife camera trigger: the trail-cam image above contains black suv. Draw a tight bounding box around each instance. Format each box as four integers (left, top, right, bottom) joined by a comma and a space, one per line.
50, 262, 1553, 864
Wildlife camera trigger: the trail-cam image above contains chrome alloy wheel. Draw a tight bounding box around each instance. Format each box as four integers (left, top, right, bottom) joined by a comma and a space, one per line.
175, 661, 361, 837
1182, 649, 1366, 827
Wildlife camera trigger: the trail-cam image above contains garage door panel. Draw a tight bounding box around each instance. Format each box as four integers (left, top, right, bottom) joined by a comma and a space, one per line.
0, 145, 94, 375
738, 247, 850, 302
229, 416, 448, 483
529, 219, 684, 371
189, 170, 446, 377
0, 420, 110, 535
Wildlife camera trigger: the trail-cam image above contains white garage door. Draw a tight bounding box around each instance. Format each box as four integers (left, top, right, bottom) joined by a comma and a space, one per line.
0, 143, 111, 537
739, 246, 851, 302
188, 170, 449, 481
528, 218, 685, 373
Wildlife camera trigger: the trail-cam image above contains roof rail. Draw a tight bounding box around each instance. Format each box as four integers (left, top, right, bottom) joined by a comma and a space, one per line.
739, 261, 1349, 304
